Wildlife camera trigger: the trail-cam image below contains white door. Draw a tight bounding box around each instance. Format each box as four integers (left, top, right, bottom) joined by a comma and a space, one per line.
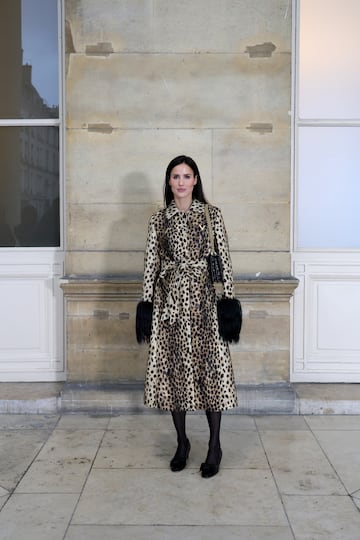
291, 0, 360, 381
0, 0, 65, 381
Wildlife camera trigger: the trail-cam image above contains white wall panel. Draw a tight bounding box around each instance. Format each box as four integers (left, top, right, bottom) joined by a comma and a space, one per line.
292, 253, 360, 381
0, 252, 64, 381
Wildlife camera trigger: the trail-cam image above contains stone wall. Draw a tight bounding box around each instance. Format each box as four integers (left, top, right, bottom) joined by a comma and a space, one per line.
64, 0, 295, 384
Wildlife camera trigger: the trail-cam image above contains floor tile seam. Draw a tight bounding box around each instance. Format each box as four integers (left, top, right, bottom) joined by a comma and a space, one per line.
255, 425, 297, 540
282, 493, 358, 499
90, 466, 272, 471
3, 421, 61, 508
304, 425, 354, 497
70, 520, 293, 528
0, 426, 59, 432
11, 490, 84, 496
59, 491, 83, 540
61, 427, 109, 539
66, 523, 294, 529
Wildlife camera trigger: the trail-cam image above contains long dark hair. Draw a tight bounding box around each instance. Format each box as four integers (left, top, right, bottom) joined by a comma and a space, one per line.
164, 155, 208, 206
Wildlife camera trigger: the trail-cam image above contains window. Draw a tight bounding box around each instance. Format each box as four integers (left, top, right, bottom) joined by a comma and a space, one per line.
295, 0, 360, 250
0, 0, 61, 247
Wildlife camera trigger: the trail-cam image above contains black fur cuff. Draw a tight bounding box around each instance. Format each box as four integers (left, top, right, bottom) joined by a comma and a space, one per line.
217, 297, 242, 343
136, 301, 153, 343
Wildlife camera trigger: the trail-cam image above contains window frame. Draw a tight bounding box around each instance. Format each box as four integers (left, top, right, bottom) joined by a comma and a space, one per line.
0, 0, 65, 251
292, 0, 360, 254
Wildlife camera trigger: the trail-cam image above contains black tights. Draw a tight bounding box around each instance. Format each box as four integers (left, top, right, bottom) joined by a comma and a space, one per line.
171, 410, 222, 464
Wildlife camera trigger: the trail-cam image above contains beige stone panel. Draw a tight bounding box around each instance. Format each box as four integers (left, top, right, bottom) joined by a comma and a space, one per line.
213, 128, 290, 203
222, 202, 290, 251
67, 315, 135, 349
232, 351, 290, 384
66, 0, 291, 53
65, 250, 291, 278
66, 53, 290, 128
67, 299, 138, 317
68, 200, 289, 255
237, 313, 290, 352
67, 348, 147, 381
66, 128, 212, 204
67, 203, 152, 251
65, 250, 144, 275
67, 339, 289, 384
242, 300, 290, 318
231, 251, 291, 277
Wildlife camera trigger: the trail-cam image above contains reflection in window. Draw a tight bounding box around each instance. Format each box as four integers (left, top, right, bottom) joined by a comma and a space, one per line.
0, 1, 60, 248
0, 126, 60, 247
0, 0, 58, 119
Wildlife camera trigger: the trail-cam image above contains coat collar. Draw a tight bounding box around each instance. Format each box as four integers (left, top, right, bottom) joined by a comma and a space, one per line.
165, 199, 205, 220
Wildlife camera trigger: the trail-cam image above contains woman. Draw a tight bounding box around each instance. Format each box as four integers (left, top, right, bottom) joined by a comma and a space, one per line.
136, 155, 240, 478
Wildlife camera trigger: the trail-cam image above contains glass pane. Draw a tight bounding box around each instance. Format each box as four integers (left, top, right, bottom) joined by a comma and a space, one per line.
0, 0, 58, 119
297, 126, 360, 249
299, 0, 360, 119
0, 126, 60, 247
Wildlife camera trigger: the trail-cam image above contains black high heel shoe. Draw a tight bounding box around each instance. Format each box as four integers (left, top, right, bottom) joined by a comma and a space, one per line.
170, 439, 191, 472
200, 448, 222, 478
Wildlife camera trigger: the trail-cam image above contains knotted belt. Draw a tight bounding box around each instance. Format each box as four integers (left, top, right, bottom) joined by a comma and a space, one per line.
159, 259, 207, 324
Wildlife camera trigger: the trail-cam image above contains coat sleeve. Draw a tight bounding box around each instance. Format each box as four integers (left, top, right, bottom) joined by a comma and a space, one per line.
142, 213, 161, 302
211, 206, 235, 299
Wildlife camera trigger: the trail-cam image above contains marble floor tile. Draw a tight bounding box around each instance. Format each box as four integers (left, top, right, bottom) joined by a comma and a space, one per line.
15, 429, 104, 494
283, 495, 360, 539
94, 429, 170, 469
72, 468, 288, 526
94, 428, 268, 470
259, 430, 345, 495
0, 430, 49, 491
108, 412, 172, 431
0, 493, 78, 540
312, 430, 360, 494
305, 415, 360, 431
108, 412, 256, 432
255, 415, 309, 431
65, 524, 294, 540
0, 414, 59, 430
57, 413, 110, 430
216, 414, 257, 431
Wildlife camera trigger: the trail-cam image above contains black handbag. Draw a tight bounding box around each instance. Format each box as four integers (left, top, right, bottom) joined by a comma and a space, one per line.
204, 204, 242, 343
205, 204, 224, 283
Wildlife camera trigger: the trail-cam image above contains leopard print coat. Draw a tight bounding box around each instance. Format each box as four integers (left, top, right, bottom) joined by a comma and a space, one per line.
142, 198, 237, 411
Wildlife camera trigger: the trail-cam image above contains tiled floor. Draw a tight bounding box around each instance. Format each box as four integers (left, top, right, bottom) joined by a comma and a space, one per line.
0, 413, 360, 539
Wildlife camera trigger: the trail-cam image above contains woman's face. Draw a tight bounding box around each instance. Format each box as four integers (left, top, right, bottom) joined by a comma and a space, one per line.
168, 163, 197, 206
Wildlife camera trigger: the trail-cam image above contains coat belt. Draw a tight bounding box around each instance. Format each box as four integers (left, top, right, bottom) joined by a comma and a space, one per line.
159, 259, 207, 324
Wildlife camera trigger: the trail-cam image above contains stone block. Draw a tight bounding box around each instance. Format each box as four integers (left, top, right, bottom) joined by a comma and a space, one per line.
64, 251, 143, 277
221, 202, 290, 251
213, 128, 290, 204
67, 203, 153, 251
66, 53, 290, 128
230, 251, 291, 278
232, 351, 290, 384
65, 241, 291, 278
66, 348, 147, 382
66, 128, 212, 205
66, 0, 291, 53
